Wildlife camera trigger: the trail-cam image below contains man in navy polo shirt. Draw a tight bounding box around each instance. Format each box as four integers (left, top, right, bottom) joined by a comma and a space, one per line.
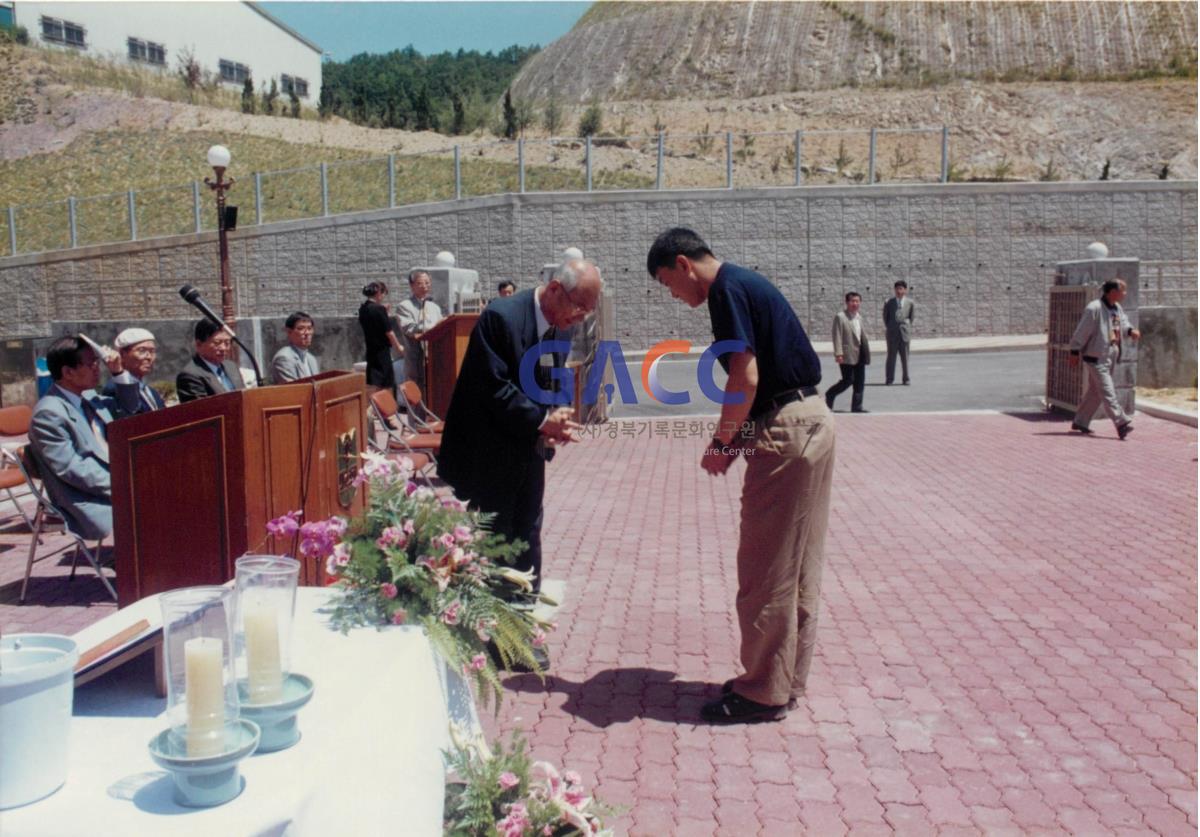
647, 227, 836, 724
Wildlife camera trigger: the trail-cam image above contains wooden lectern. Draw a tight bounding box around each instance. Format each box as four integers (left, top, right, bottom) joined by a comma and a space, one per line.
420, 313, 478, 418
108, 371, 368, 606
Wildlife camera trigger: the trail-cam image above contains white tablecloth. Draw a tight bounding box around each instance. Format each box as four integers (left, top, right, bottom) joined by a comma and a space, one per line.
6, 588, 455, 836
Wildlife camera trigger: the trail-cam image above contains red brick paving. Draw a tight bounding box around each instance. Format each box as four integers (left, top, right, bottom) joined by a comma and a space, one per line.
1, 411, 1195, 835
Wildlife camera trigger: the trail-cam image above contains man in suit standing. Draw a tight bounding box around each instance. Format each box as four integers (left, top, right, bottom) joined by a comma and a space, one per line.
438, 260, 601, 607
29, 336, 118, 540
883, 280, 915, 385
177, 319, 246, 402
102, 327, 166, 416
270, 312, 320, 384
394, 270, 444, 395
826, 291, 871, 413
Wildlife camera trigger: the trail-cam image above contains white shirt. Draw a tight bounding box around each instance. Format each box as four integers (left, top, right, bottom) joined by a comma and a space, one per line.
848, 312, 862, 340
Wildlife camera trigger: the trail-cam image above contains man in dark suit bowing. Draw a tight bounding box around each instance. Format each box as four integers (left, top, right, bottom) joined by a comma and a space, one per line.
438, 259, 602, 610
177, 319, 246, 403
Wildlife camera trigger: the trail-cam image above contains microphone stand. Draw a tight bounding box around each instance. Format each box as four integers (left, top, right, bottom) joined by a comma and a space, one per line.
229, 330, 264, 388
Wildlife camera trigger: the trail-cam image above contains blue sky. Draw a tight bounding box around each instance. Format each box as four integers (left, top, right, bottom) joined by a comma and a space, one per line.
264, 2, 592, 61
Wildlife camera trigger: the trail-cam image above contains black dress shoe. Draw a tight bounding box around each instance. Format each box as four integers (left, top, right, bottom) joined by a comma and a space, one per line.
902, 380, 911, 385
1117, 422, 1134, 441
851, 408, 870, 413
824, 394, 834, 410
1070, 423, 1094, 435
701, 691, 788, 724
721, 679, 799, 710
487, 640, 550, 673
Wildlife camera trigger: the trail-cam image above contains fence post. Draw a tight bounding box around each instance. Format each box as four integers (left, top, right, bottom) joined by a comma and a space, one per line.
868, 128, 877, 185
518, 139, 525, 194
7, 206, 17, 256
725, 131, 733, 189
940, 125, 950, 183
454, 146, 462, 200
388, 154, 396, 208
67, 197, 77, 248
585, 136, 592, 192
255, 172, 263, 225
127, 190, 137, 241
193, 181, 202, 233
320, 163, 329, 216
795, 130, 803, 186
656, 132, 664, 190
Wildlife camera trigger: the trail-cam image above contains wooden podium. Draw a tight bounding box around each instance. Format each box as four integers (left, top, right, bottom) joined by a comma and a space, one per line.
420, 313, 478, 418
108, 371, 368, 606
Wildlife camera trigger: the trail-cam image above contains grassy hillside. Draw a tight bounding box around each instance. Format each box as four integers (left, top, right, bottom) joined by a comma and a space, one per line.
0, 130, 650, 255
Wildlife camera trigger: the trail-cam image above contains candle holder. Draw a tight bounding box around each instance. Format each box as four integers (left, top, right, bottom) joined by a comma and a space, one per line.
234, 555, 311, 752
154, 587, 257, 807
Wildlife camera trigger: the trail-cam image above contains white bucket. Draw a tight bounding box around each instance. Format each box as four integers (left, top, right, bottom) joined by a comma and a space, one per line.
0, 634, 79, 809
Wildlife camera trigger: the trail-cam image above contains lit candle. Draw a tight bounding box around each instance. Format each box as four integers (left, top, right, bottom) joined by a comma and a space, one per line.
244, 599, 283, 704
184, 636, 226, 757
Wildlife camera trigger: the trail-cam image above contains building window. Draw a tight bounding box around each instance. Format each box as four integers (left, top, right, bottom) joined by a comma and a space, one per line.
41, 16, 86, 47
219, 59, 251, 84
281, 74, 309, 98
128, 38, 166, 66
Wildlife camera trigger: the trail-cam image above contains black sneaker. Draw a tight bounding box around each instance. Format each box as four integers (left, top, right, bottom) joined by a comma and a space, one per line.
722, 679, 799, 710
701, 691, 788, 724
1117, 423, 1134, 441
1070, 423, 1094, 435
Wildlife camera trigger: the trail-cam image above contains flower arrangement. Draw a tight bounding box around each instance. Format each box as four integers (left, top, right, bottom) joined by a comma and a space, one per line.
266, 452, 551, 707
444, 731, 613, 837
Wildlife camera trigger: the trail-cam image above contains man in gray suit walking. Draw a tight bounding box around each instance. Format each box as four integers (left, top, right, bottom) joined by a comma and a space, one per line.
271, 312, 320, 384
826, 291, 871, 413
883, 280, 915, 385
29, 336, 118, 540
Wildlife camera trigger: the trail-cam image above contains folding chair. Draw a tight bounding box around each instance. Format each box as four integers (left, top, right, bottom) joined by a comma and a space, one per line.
369, 390, 441, 459
5, 446, 117, 604
0, 405, 35, 530
398, 381, 445, 433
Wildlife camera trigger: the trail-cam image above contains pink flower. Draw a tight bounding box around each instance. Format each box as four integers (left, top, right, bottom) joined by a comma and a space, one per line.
453, 524, 474, 543
391, 609, 407, 625
564, 771, 582, 786
470, 653, 487, 671
437, 532, 456, 550
531, 628, 547, 648
475, 619, 495, 642
441, 497, 467, 511
332, 542, 351, 566
402, 518, 416, 535
375, 526, 408, 551
266, 510, 301, 537
380, 582, 398, 599
564, 787, 588, 807
324, 554, 339, 577
441, 600, 461, 626
405, 481, 419, 497
498, 771, 520, 790
543, 827, 553, 837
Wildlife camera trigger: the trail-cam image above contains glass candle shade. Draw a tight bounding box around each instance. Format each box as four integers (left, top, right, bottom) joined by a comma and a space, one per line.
234, 555, 300, 706
159, 587, 240, 758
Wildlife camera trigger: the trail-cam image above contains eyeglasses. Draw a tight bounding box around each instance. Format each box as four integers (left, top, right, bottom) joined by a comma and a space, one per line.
560, 285, 593, 317
128, 347, 157, 358
209, 339, 233, 349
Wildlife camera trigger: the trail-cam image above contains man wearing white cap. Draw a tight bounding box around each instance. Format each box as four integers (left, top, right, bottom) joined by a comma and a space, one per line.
100, 327, 166, 417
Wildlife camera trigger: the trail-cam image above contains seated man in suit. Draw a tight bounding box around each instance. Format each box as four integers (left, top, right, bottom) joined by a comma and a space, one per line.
271, 312, 320, 384
28, 336, 118, 540
102, 327, 166, 416
177, 319, 245, 403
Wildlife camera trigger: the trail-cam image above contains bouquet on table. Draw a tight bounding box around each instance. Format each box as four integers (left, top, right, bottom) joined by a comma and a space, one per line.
265, 451, 551, 708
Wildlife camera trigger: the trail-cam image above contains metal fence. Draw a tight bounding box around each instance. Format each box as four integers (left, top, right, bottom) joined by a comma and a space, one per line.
1, 127, 949, 258
1138, 260, 1198, 308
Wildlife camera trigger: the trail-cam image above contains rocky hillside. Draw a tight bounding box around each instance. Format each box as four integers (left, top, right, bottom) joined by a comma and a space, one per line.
512, 1, 1198, 102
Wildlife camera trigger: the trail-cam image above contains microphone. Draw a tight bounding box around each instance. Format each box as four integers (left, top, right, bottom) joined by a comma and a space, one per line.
179, 285, 236, 337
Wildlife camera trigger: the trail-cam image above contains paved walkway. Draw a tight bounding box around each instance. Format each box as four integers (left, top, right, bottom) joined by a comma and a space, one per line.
494, 410, 1197, 835
2, 409, 1195, 835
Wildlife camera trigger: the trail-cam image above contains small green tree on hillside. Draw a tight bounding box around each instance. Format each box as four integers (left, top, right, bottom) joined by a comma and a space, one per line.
502, 89, 518, 139
578, 101, 603, 138
262, 78, 279, 116
241, 77, 256, 114
289, 89, 301, 119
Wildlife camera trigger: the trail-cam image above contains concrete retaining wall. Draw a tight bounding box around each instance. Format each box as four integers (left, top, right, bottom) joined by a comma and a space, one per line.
0, 180, 1194, 352
1139, 306, 1199, 389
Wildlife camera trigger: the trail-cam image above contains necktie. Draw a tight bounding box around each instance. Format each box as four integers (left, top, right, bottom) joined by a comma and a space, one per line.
140, 382, 158, 411
215, 363, 233, 391
81, 398, 109, 458
536, 328, 556, 392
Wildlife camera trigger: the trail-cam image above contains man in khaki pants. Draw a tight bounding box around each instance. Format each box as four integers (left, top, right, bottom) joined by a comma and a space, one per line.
647, 227, 836, 723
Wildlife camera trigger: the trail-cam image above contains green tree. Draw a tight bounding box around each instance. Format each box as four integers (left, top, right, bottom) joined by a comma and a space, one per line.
578, 101, 603, 138
241, 77, 256, 114
542, 95, 562, 135
451, 92, 466, 135
289, 89, 301, 118
261, 78, 279, 116
502, 89, 518, 139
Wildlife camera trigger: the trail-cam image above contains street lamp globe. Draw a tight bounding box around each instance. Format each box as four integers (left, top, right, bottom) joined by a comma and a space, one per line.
207, 145, 232, 169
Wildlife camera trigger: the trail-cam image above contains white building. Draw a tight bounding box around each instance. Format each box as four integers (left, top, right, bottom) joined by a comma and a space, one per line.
11, 1, 322, 102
